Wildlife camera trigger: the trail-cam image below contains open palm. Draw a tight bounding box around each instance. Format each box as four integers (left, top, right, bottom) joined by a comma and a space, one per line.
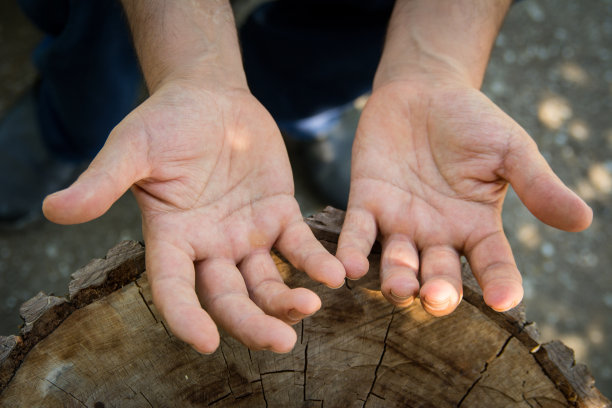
44, 82, 344, 353
337, 81, 592, 316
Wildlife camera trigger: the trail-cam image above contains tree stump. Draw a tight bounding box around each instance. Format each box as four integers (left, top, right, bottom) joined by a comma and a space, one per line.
0, 207, 609, 407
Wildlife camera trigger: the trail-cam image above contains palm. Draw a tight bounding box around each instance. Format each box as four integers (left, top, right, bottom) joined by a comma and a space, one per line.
45, 83, 345, 353
338, 81, 591, 315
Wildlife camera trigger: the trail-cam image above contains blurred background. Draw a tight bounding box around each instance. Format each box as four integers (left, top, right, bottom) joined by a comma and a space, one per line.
1, 0, 611, 398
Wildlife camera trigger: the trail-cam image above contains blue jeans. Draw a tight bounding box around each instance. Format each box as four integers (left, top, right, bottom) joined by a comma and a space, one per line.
19, 0, 394, 160
18, 0, 142, 161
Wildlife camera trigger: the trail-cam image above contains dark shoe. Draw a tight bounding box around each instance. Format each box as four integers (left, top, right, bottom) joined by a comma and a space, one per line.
0, 89, 83, 229
282, 97, 365, 210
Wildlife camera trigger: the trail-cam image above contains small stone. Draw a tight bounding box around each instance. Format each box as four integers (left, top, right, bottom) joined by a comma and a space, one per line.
503, 50, 516, 64
580, 251, 599, 268
517, 223, 541, 249
541, 242, 556, 258
588, 326, 604, 345
538, 95, 572, 129
525, 2, 545, 22
554, 132, 568, 145
576, 179, 597, 201
45, 244, 58, 259
561, 146, 575, 159
568, 119, 590, 141
560, 62, 589, 85
589, 163, 612, 194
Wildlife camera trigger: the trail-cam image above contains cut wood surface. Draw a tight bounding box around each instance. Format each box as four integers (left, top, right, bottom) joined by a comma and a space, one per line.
0, 207, 609, 407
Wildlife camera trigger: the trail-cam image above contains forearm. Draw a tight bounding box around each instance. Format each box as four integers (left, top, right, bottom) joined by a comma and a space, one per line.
121, 0, 247, 92
374, 0, 512, 90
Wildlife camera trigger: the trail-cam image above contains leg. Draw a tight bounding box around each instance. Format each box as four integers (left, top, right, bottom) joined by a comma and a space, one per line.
20, 0, 142, 160
0, 0, 141, 225
239, 0, 395, 208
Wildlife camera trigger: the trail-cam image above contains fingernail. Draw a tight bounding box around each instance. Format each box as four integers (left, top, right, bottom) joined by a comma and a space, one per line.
423, 297, 451, 311
326, 280, 345, 289
287, 309, 303, 321
389, 289, 414, 304
491, 298, 519, 312
192, 345, 215, 355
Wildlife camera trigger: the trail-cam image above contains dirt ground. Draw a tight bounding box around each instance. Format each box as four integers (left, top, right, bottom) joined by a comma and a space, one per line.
1, 0, 611, 399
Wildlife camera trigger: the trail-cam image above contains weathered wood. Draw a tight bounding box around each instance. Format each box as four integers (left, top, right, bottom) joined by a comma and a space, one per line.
0, 240, 144, 390
0, 207, 609, 407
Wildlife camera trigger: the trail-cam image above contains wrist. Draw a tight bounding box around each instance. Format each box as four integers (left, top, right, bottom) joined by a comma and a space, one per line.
122, 0, 248, 93
373, 51, 476, 92
374, 0, 511, 91
150, 61, 248, 95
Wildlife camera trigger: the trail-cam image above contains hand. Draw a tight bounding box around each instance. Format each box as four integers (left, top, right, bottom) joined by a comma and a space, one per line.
337, 80, 592, 316
43, 82, 345, 353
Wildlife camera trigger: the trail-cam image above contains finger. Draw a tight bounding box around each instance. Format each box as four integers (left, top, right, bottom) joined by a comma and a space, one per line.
465, 230, 524, 312
198, 258, 297, 353
146, 239, 220, 354
42, 119, 149, 224
419, 245, 463, 317
503, 132, 592, 232
275, 220, 345, 289
336, 207, 378, 279
379, 234, 420, 307
240, 252, 321, 324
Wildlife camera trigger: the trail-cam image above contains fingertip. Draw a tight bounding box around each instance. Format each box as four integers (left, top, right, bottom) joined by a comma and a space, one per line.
288, 288, 321, 318
246, 317, 297, 353
381, 274, 420, 307
539, 183, 593, 232
41, 178, 112, 224
420, 278, 462, 317
315, 254, 346, 289
510, 158, 593, 232
483, 281, 524, 312
41, 191, 63, 223
161, 305, 221, 354
276, 221, 346, 288
565, 197, 593, 232
190, 330, 221, 355
274, 327, 298, 354
337, 248, 369, 280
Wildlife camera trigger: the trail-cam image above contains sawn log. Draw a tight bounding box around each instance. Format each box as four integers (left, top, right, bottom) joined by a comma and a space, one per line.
0, 207, 609, 407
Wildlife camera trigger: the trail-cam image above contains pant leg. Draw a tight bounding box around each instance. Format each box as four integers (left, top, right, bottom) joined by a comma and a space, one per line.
18, 0, 142, 161
239, 0, 395, 124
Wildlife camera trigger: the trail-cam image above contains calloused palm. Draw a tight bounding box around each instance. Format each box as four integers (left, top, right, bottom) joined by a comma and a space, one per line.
337, 81, 592, 316
43, 82, 345, 353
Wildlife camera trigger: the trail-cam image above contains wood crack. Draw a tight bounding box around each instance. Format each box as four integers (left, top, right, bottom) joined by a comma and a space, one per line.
303, 343, 309, 402
207, 392, 231, 406
259, 372, 269, 408
134, 280, 171, 338
134, 281, 157, 324
300, 320, 305, 345
260, 369, 297, 376
218, 346, 234, 397
458, 334, 514, 407
496, 334, 514, 358
362, 306, 396, 406
140, 391, 154, 408
44, 379, 87, 407
457, 375, 483, 407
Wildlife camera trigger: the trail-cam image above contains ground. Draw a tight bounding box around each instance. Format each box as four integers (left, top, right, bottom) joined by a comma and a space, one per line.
1, 0, 611, 399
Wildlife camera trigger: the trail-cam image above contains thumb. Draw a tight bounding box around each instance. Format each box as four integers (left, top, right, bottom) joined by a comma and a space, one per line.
43, 122, 149, 224
503, 130, 592, 232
